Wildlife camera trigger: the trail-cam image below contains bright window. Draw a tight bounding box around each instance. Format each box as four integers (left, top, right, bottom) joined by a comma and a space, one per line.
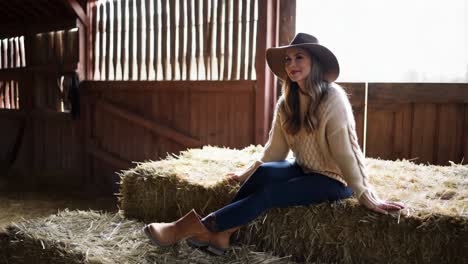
296, 0, 468, 82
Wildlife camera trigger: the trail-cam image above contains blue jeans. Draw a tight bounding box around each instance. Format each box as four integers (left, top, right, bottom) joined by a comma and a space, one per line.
202, 161, 353, 232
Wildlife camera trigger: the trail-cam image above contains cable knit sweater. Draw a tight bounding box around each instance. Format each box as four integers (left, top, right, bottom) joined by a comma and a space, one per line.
241, 84, 375, 204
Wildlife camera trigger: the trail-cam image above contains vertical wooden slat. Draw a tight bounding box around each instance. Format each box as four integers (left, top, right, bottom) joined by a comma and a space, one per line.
5, 81, 10, 108
239, 0, 247, 80
231, 0, 239, 80
208, 0, 215, 80
136, 0, 143, 80
15, 80, 19, 109
10, 38, 15, 68
223, 0, 230, 80
16, 81, 19, 108
161, 0, 168, 80
121, 0, 127, 80
436, 104, 464, 164
247, 0, 255, 80
366, 109, 395, 160
411, 104, 437, 164
206, 0, 216, 80
393, 104, 413, 159
7, 38, 15, 68
216, 0, 222, 80
200, 0, 208, 79
128, 0, 135, 80
186, 0, 192, 80
4, 39, 8, 68
194, 0, 201, 79
178, 0, 185, 80
20, 36, 26, 67
146, 0, 152, 79
169, 0, 176, 80
99, 3, 106, 80
255, 0, 275, 143
10, 80, 15, 109
92, 3, 99, 80
153, 0, 159, 79
463, 104, 468, 164
113, 0, 119, 80
105, 1, 112, 80
15, 37, 21, 68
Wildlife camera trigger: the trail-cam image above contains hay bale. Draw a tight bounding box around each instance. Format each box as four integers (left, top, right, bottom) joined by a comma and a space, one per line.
0, 210, 295, 264
119, 145, 468, 263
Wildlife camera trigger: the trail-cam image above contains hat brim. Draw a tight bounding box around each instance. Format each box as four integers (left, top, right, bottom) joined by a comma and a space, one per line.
266, 43, 340, 82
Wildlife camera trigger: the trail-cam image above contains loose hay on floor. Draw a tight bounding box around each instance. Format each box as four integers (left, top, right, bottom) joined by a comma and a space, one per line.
119, 145, 468, 264
0, 210, 295, 264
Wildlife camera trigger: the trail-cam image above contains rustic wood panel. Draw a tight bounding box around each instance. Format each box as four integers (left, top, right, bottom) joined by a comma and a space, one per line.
435, 104, 465, 164
31, 112, 83, 188
79, 80, 256, 193
464, 105, 468, 164
367, 83, 468, 165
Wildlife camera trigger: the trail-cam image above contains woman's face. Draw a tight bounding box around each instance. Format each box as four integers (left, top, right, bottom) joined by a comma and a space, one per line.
284, 47, 312, 84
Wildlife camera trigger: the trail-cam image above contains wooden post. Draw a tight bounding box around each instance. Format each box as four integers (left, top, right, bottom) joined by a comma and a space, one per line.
255, 0, 278, 144
276, 0, 295, 100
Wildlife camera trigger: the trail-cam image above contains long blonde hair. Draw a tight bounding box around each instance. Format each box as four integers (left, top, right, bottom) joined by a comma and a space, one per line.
280, 55, 331, 135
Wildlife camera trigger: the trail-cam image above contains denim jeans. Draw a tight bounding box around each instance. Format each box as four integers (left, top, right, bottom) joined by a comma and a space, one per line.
202, 160, 353, 232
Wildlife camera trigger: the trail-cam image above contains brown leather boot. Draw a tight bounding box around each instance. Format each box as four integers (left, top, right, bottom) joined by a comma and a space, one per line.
187, 226, 240, 255
143, 209, 210, 247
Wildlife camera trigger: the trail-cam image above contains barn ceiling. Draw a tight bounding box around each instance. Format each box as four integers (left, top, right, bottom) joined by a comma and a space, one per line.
0, 0, 87, 33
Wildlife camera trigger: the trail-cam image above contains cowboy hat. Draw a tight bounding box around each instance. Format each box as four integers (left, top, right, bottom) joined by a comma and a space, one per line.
266, 33, 340, 82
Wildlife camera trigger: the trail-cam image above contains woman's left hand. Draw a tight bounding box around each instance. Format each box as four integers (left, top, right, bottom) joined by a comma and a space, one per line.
359, 190, 405, 214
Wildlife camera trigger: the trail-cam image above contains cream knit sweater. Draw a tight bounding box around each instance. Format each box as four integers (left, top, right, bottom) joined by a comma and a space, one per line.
241, 84, 379, 206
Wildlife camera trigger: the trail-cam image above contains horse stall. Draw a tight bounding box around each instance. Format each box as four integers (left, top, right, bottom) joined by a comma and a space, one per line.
0, 0, 467, 263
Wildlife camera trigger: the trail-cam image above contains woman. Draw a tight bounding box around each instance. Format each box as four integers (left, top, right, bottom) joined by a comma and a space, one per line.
143, 33, 404, 255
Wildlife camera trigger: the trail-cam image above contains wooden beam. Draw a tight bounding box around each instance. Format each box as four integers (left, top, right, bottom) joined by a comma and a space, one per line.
0, 68, 23, 80
80, 80, 256, 93
255, 0, 278, 144
0, 19, 77, 39
87, 140, 133, 169
96, 99, 202, 148
65, 0, 89, 27
368, 83, 468, 104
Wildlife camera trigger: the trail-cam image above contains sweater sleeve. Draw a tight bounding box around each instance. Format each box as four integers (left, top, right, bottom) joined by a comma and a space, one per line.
260, 100, 290, 163
325, 93, 370, 199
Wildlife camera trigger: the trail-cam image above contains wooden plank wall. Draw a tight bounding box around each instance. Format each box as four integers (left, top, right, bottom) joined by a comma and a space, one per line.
0, 20, 87, 189
366, 83, 468, 165
28, 25, 85, 188
81, 80, 256, 194
339, 82, 366, 149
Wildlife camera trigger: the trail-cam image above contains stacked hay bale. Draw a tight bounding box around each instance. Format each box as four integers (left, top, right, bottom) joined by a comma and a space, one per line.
119, 145, 468, 263
0, 210, 294, 264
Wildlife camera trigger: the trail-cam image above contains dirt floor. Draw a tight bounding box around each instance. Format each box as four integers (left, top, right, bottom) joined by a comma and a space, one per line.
0, 191, 117, 232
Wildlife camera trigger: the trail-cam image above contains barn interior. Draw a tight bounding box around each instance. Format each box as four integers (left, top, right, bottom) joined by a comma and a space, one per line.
0, 0, 467, 263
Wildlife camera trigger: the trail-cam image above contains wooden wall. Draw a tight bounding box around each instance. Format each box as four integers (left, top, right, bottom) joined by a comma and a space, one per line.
81, 80, 256, 193
0, 19, 86, 189
366, 83, 468, 165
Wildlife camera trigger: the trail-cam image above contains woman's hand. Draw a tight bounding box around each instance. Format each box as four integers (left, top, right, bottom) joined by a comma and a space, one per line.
225, 172, 247, 184
359, 190, 405, 215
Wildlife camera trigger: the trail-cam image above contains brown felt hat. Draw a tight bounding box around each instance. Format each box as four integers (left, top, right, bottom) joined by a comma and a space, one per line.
266, 33, 340, 82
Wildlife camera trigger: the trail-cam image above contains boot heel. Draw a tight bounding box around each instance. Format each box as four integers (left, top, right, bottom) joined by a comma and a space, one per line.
206, 245, 227, 256
186, 237, 209, 248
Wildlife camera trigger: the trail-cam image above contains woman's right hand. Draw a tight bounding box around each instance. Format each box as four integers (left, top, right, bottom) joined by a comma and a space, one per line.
226, 172, 246, 184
